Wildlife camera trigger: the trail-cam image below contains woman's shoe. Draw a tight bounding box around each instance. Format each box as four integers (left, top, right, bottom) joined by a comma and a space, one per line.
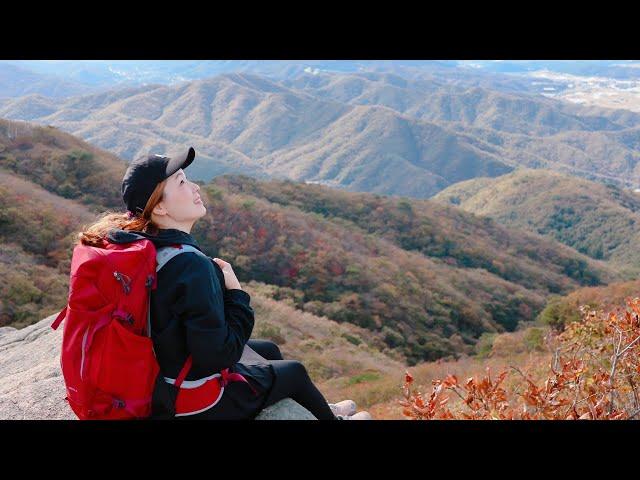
336, 410, 372, 420
329, 400, 357, 417
348, 411, 372, 420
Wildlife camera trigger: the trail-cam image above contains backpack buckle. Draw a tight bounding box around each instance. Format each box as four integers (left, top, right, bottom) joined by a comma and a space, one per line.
112, 310, 134, 326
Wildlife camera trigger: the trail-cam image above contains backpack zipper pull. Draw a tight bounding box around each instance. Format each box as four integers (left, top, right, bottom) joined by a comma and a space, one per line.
113, 271, 131, 294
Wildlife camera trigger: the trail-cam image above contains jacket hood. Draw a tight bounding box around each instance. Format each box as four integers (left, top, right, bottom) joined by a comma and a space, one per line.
107, 228, 203, 252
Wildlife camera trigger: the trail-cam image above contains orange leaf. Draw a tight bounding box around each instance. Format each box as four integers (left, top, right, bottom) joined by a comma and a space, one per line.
443, 374, 458, 388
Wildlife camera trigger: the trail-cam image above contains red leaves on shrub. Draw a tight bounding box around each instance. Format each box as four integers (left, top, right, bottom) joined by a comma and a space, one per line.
400, 297, 640, 420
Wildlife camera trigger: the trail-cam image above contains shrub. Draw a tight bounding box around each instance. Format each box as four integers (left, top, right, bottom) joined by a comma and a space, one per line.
474, 332, 497, 358
400, 297, 640, 420
254, 322, 286, 344
382, 326, 405, 348
347, 371, 381, 385
524, 327, 545, 352
341, 332, 362, 346
537, 295, 583, 332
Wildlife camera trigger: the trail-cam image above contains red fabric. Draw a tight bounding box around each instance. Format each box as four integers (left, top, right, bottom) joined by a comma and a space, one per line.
174, 376, 223, 415
53, 238, 166, 420
220, 368, 257, 395
173, 368, 256, 416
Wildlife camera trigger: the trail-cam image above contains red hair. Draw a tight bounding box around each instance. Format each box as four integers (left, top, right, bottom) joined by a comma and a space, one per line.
78, 178, 168, 247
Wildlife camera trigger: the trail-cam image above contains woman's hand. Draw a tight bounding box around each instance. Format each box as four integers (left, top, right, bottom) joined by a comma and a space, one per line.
212, 257, 242, 291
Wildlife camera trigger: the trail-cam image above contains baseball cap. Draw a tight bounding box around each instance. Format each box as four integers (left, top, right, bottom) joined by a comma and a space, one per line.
122, 147, 196, 215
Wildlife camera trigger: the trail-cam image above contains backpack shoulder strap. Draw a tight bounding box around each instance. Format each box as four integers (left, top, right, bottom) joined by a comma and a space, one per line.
150, 244, 208, 390
156, 244, 208, 272
150, 244, 209, 336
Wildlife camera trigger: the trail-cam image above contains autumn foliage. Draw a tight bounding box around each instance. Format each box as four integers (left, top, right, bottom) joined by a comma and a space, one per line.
400, 297, 640, 419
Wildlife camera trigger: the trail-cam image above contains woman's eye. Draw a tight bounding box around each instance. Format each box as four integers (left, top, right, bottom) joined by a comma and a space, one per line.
180, 180, 184, 184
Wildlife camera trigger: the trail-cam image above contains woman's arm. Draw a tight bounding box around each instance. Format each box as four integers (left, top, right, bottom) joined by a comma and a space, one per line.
172, 253, 254, 374
211, 258, 255, 342
222, 287, 255, 345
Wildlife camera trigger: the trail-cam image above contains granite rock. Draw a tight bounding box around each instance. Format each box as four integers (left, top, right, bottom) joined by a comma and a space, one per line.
0, 313, 316, 420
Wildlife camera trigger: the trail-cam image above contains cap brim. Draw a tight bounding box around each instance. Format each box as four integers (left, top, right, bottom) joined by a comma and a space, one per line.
165, 147, 196, 177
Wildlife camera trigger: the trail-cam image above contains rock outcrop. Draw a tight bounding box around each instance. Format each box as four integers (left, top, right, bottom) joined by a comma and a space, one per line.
0, 313, 316, 420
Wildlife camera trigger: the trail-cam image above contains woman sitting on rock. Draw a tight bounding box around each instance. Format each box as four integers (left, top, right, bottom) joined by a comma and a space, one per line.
77, 147, 371, 420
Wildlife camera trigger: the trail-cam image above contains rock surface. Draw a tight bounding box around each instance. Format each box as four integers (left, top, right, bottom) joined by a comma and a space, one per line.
0, 313, 316, 420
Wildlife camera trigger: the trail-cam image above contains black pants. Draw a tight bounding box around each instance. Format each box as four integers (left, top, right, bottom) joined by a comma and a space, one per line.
247, 339, 338, 420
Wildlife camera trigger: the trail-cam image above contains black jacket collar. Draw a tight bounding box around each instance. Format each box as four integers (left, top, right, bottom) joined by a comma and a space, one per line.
107, 228, 203, 252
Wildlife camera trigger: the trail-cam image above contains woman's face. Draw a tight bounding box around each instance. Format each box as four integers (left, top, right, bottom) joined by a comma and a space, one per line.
152, 168, 206, 228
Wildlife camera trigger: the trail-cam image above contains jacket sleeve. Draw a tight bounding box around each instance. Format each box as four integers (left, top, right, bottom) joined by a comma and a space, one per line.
211, 257, 256, 339
171, 253, 254, 374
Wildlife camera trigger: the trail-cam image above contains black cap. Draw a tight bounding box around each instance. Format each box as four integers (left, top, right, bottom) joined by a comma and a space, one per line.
122, 147, 196, 215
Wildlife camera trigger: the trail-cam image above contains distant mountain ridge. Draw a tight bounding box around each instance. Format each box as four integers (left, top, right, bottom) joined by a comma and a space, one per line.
0, 74, 519, 196
2, 70, 640, 195
281, 72, 640, 135
0, 63, 95, 99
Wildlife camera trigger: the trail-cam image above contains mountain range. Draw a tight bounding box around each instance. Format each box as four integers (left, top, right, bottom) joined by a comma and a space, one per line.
0, 118, 620, 364
2, 70, 640, 197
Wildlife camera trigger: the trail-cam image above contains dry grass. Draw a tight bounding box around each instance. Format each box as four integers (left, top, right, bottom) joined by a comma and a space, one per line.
247, 283, 555, 419
247, 281, 406, 409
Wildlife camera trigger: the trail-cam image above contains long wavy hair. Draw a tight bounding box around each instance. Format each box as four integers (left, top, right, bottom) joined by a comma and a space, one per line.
78, 178, 168, 247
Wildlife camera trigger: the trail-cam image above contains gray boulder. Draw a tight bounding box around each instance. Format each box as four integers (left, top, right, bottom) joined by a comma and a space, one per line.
255, 398, 316, 420
0, 312, 316, 420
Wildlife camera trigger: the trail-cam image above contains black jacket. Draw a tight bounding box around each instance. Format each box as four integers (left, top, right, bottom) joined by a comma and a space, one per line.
107, 227, 275, 419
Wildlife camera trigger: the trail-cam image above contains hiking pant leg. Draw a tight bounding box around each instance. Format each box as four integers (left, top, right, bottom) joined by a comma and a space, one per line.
247, 339, 284, 360
262, 360, 338, 420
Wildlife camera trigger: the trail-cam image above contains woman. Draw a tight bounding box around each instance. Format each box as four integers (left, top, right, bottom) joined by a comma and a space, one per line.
77, 147, 371, 420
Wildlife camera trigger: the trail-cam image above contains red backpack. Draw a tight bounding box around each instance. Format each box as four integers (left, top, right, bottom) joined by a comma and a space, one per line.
51, 233, 194, 420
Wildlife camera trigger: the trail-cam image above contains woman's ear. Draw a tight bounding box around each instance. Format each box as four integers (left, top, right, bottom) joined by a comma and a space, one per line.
152, 201, 168, 217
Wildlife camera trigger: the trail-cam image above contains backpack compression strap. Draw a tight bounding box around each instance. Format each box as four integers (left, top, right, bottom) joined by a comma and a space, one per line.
51, 306, 67, 330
